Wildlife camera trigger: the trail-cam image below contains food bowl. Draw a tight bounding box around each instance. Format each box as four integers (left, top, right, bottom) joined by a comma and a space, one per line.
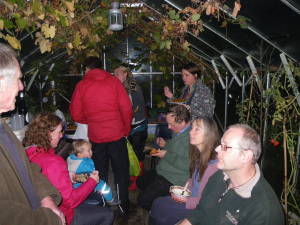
169, 185, 191, 202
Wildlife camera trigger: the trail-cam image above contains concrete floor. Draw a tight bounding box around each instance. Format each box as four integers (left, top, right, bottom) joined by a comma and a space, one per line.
109, 154, 154, 225
112, 189, 149, 225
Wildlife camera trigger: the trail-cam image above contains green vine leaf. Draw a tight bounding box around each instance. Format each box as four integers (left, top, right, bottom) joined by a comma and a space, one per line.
3, 18, 15, 29
159, 41, 165, 50
191, 14, 200, 22
168, 10, 180, 21
150, 43, 157, 51
7, 0, 25, 8
73, 32, 82, 48
5, 34, 21, 50
0, 20, 4, 30
32, 0, 45, 19
58, 14, 69, 27
165, 40, 172, 50
16, 17, 28, 30
235, 16, 251, 29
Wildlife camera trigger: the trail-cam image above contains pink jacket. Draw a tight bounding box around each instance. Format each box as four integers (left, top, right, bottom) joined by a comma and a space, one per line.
26, 146, 97, 225
69, 69, 133, 143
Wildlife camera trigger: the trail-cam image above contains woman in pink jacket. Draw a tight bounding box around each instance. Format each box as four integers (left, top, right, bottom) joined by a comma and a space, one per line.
23, 113, 114, 225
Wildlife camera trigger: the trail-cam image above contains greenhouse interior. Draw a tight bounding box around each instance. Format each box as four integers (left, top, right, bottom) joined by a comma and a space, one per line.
0, 0, 299, 224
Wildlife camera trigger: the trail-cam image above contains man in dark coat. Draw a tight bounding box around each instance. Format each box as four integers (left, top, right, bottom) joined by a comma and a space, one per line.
0, 43, 65, 224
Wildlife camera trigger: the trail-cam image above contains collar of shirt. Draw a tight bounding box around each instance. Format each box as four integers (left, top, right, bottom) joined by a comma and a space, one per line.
223, 163, 261, 198
174, 125, 191, 137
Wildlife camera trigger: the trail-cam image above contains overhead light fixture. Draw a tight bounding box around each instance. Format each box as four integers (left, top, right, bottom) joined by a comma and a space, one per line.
109, 2, 123, 31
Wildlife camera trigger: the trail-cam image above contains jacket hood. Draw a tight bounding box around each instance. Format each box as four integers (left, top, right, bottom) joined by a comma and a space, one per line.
84, 69, 112, 81
26, 146, 54, 161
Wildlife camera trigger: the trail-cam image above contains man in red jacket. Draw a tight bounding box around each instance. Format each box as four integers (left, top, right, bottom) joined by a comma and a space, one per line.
70, 57, 133, 213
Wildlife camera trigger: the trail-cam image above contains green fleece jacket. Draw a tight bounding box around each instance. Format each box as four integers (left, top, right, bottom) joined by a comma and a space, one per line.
187, 170, 285, 225
156, 127, 190, 186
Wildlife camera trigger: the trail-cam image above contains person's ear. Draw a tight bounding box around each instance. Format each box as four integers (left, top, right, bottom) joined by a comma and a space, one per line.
85, 67, 90, 73
0, 77, 5, 90
241, 149, 253, 163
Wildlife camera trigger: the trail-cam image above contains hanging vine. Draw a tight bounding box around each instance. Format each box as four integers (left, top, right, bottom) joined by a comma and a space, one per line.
0, 0, 246, 76
236, 63, 300, 224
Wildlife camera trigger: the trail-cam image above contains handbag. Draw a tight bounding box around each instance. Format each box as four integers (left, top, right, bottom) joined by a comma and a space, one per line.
126, 138, 141, 176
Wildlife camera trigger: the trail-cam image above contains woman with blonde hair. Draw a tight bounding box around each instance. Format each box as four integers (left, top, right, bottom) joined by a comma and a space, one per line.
149, 117, 220, 225
114, 66, 148, 190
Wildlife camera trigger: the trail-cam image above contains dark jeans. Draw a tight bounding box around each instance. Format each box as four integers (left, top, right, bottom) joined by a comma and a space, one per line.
149, 196, 192, 225
92, 137, 129, 212
128, 129, 148, 161
71, 203, 113, 225
136, 169, 173, 210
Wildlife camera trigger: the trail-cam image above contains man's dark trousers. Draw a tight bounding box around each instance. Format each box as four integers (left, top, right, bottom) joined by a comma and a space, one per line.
92, 137, 129, 212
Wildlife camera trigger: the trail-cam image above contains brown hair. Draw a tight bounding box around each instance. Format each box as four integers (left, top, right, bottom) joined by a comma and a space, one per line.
72, 139, 92, 156
23, 112, 62, 150
189, 117, 220, 180
182, 62, 200, 77
167, 104, 191, 124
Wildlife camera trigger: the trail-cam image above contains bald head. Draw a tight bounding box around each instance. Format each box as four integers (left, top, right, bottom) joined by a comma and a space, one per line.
226, 124, 261, 163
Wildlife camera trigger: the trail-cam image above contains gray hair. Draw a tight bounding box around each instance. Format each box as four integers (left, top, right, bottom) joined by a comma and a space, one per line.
227, 124, 261, 163
0, 43, 19, 86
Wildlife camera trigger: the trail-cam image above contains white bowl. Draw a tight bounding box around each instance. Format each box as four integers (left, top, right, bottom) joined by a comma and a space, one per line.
169, 185, 191, 202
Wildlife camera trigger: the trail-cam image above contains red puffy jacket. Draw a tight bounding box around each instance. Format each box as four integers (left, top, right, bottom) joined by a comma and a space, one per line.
26, 147, 96, 225
69, 69, 133, 143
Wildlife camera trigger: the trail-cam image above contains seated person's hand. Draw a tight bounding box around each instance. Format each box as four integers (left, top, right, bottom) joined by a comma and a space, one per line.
151, 149, 167, 158
171, 195, 187, 203
41, 196, 66, 225
74, 173, 89, 183
90, 170, 100, 183
156, 137, 166, 148
69, 172, 76, 183
164, 86, 173, 99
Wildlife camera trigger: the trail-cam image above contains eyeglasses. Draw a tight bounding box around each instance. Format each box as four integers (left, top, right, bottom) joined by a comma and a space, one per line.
219, 143, 233, 152
219, 143, 244, 152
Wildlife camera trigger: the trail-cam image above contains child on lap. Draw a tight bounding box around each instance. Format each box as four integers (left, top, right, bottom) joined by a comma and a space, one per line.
67, 140, 113, 204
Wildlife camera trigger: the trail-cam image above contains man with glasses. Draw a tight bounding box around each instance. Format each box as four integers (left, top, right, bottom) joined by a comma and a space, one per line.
137, 105, 191, 210
179, 124, 284, 225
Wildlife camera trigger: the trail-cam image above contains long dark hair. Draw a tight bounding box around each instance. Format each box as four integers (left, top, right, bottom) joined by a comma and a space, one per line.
189, 117, 220, 180
182, 62, 200, 77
